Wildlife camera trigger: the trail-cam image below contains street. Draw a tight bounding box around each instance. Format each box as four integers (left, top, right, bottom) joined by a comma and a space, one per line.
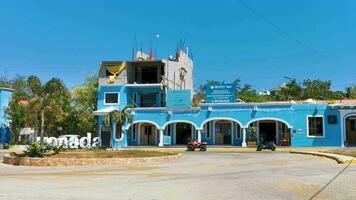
0, 152, 355, 200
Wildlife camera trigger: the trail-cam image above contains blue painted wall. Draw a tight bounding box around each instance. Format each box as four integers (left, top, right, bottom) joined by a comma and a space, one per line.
0, 89, 12, 144
97, 85, 344, 148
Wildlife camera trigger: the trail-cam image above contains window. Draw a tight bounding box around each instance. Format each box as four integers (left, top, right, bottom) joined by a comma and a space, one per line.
307, 116, 324, 137
205, 122, 211, 139
104, 92, 119, 105
167, 124, 171, 136
140, 93, 157, 107
132, 124, 136, 140
236, 124, 241, 139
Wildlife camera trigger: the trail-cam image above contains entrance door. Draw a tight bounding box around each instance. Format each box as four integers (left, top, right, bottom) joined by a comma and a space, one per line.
140, 124, 156, 145
176, 123, 192, 145
100, 126, 111, 147
215, 121, 232, 145
259, 121, 276, 142
346, 116, 356, 146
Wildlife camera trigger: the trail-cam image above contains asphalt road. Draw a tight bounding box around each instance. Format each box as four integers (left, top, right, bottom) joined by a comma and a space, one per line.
0, 152, 355, 200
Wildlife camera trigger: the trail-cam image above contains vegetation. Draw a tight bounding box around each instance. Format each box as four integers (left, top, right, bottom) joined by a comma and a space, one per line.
104, 105, 134, 128
194, 78, 353, 104
22, 141, 63, 157
1, 73, 98, 144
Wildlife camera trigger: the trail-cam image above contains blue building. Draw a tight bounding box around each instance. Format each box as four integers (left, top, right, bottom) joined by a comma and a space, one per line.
94, 50, 356, 148
0, 87, 13, 146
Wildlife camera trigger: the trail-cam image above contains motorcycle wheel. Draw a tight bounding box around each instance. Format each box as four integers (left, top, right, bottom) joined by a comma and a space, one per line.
199, 145, 207, 151
187, 144, 195, 151
271, 146, 276, 151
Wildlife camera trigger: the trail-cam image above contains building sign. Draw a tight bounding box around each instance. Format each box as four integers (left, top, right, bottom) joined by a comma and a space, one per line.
167, 90, 192, 107
37, 133, 100, 149
205, 83, 236, 103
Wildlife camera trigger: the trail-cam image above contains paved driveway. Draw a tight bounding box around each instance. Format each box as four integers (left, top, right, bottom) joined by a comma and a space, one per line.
0, 152, 355, 200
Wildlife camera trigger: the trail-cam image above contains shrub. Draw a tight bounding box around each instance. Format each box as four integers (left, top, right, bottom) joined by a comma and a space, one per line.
23, 141, 48, 157
23, 141, 64, 157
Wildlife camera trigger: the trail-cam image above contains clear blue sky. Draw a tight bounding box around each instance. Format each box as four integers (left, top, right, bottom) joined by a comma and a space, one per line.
0, 0, 355, 91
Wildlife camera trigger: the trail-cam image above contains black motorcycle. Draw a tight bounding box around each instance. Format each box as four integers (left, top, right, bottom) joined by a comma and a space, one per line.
256, 140, 276, 151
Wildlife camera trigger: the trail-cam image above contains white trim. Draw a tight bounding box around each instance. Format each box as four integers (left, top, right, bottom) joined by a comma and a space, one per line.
125, 120, 161, 130
306, 115, 325, 138
246, 117, 293, 129
162, 120, 199, 130
200, 117, 244, 129
103, 92, 120, 105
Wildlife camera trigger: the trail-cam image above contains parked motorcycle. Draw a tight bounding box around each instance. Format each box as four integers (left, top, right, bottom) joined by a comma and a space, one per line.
256, 141, 276, 151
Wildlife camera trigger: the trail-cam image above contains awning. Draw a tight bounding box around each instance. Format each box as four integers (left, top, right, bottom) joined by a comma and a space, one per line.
93, 107, 117, 116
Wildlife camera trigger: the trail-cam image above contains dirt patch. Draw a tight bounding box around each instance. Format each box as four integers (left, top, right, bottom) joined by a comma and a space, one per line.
49, 150, 176, 158
274, 180, 330, 199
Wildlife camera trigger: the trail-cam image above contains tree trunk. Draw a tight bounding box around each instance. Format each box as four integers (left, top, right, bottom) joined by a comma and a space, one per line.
40, 110, 45, 141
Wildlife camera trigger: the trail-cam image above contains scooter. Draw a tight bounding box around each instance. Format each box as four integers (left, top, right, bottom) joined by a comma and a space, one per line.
256, 140, 276, 151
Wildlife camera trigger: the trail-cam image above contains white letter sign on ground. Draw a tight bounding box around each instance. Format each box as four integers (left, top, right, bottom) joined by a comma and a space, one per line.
36, 133, 99, 149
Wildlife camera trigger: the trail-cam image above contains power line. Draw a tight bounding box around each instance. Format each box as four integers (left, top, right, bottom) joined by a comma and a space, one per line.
237, 0, 352, 69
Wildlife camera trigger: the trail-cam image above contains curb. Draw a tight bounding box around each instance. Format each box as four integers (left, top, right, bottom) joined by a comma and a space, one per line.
3, 153, 183, 167
290, 151, 355, 164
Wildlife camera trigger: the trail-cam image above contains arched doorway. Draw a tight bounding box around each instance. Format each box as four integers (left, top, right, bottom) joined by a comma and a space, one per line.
345, 116, 356, 146
214, 120, 233, 145
139, 123, 157, 145
247, 119, 291, 146
126, 121, 160, 146
163, 121, 197, 145
200, 118, 243, 145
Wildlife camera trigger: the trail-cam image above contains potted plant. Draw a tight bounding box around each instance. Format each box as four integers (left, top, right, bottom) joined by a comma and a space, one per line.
247, 126, 258, 147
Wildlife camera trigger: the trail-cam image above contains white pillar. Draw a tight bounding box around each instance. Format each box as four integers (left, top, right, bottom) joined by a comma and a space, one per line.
242, 128, 247, 147
159, 129, 164, 147
197, 129, 202, 143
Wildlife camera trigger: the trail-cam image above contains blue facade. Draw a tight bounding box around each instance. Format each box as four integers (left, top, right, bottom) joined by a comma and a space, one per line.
0, 88, 13, 145
95, 53, 355, 148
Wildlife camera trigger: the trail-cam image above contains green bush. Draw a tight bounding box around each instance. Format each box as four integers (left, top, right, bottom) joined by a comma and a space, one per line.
23, 141, 48, 157
23, 141, 64, 157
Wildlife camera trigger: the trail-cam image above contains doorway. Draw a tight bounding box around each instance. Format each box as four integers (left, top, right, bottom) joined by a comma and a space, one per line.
175, 123, 192, 145
215, 121, 232, 145
140, 123, 157, 145
259, 121, 276, 142
346, 116, 356, 146
100, 126, 111, 147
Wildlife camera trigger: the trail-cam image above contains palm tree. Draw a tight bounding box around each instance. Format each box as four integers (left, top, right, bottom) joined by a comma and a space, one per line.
104, 105, 134, 137
27, 76, 69, 141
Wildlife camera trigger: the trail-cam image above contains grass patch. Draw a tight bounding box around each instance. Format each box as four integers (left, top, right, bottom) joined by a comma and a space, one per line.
320, 149, 356, 157
48, 150, 177, 159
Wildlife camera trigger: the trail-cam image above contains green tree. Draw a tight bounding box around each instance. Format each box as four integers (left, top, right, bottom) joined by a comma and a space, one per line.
302, 79, 333, 100
275, 79, 303, 101
346, 85, 356, 99
65, 74, 98, 136
27, 76, 69, 140
104, 105, 133, 134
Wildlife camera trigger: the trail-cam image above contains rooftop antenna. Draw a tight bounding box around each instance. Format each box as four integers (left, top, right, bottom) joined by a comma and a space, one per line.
131, 34, 137, 60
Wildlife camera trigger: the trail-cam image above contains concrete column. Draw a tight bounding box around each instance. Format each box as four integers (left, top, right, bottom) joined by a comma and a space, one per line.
242, 128, 247, 147
159, 129, 164, 147
197, 129, 202, 143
